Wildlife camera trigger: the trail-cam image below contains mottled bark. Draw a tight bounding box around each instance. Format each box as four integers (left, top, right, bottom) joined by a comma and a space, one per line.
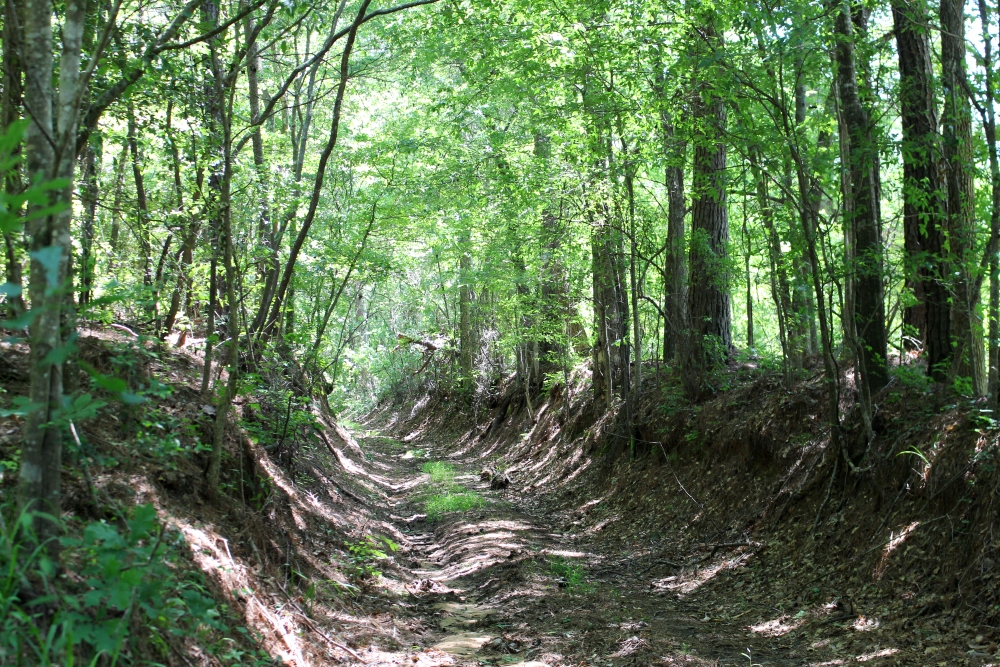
78, 134, 101, 306
835, 0, 889, 392
682, 18, 731, 399
893, 0, 950, 379
2, 0, 26, 318
941, 0, 987, 394
19, 0, 86, 556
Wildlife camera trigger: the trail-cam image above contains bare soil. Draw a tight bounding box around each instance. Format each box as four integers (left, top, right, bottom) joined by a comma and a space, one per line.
3, 330, 1000, 666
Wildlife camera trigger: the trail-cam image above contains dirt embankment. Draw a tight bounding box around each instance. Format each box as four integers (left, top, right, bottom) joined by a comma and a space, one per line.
4, 328, 1000, 666
373, 360, 1000, 664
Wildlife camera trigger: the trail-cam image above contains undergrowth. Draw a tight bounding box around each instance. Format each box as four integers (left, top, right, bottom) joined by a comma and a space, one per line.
548, 556, 594, 593
419, 461, 485, 520
425, 492, 485, 519
0, 505, 274, 666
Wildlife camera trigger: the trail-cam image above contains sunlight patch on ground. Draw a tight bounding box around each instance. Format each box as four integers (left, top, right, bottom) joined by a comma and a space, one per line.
542, 548, 591, 559
855, 648, 899, 661
576, 493, 612, 515
851, 615, 880, 632
169, 516, 305, 665
525, 442, 561, 478
556, 449, 592, 487
587, 514, 620, 535
409, 396, 430, 421
749, 614, 805, 637
652, 552, 751, 597
876, 521, 920, 578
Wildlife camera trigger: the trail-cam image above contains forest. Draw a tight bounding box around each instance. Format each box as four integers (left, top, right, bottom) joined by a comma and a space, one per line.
3, 0, 1000, 663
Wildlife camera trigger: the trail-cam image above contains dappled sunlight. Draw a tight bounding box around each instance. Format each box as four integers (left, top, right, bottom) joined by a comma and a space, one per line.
876, 521, 920, 578
542, 548, 591, 559
749, 614, 805, 637
652, 551, 752, 597
851, 616, 879, 632
856, 648, 898, 661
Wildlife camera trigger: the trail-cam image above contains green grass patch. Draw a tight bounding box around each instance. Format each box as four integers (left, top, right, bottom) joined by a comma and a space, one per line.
425, 491, 485, 520
421, 460, 455, 483
548, 556, 593, 592
420, 460, 485, 520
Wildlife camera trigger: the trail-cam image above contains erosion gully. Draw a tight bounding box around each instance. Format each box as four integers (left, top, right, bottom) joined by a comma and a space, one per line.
333, 427, 895, 667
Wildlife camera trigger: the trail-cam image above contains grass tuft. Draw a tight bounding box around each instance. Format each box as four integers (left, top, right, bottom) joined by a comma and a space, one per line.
421, 460, 455, 483
425, 492, 485, 520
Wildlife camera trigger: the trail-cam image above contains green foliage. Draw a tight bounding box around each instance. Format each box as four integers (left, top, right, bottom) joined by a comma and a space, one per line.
548, 557, 593, 593
424, 492, 485, 520
346, 535, 399, 582
0, 504, 264, 666
135, 410, 209, 467
421, 460, 455, 484
953, 375, 975, 398
419, 460, 485, 520
890, 363, 932, 393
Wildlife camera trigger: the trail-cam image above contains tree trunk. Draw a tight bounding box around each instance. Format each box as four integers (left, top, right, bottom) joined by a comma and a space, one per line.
976, 0, 1000, 399
835, 0, 889, 392
893, 0, 950, 380
941, 0, 987, 395
682, 17, 731, 400
750, 148, 793, 379
255, 0, 372, 346
591, 213, 629, 410
245, 12, 273, 285
2, 0, 26, 318
664, 123, 686, 364
78, 134, 101, 307
458, 228, 474, 389
19, 0, 86, 557
536, 131, 564, 383
127, 101, 153, 289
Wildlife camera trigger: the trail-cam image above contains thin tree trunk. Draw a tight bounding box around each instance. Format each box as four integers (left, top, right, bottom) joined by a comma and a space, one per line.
621, 134, 642, 398
78, 134, 101, 306
458, 227, 473, 389
974, 0, 1000, 398
127, 101, 153, 288
835, 0, 889, 392
256, 0, 372, 346
19, 0, 87, 557
664, 126, 687, 365
942, 0, 987, 395
750, 149, 792, 379
2, 0, 26, 318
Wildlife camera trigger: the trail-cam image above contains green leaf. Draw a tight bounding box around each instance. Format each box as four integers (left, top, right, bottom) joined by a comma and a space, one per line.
0, 282, 21, 298
30, 245, 63, 289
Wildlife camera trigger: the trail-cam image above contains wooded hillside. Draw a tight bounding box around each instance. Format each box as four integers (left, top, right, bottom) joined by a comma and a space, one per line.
3, 0, 1000, 663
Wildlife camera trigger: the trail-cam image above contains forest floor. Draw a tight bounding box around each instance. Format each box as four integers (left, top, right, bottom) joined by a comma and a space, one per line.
332, 414, 987, 667
3, 329, 999, 666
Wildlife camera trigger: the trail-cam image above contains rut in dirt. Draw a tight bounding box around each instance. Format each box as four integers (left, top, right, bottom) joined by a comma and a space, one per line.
351, 426, 903, 667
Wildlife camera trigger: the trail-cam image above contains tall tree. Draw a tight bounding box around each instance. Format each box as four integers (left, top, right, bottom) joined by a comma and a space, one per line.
835, 0, 889, 393
941, 0, 987, 394
682, 15, 731, 400
18, 0, 88, 555
1, 0, 25, 318
893, 0, 950, 380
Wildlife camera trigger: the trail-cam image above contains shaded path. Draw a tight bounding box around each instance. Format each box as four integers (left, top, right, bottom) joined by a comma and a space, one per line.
342, 427, 912, 667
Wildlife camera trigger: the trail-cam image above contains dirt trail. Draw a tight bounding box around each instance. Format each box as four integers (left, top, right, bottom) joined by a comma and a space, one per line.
349, 428, 913, 667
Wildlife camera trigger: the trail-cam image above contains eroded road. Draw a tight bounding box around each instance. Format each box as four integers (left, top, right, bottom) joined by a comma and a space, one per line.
341, 428, 911, 667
